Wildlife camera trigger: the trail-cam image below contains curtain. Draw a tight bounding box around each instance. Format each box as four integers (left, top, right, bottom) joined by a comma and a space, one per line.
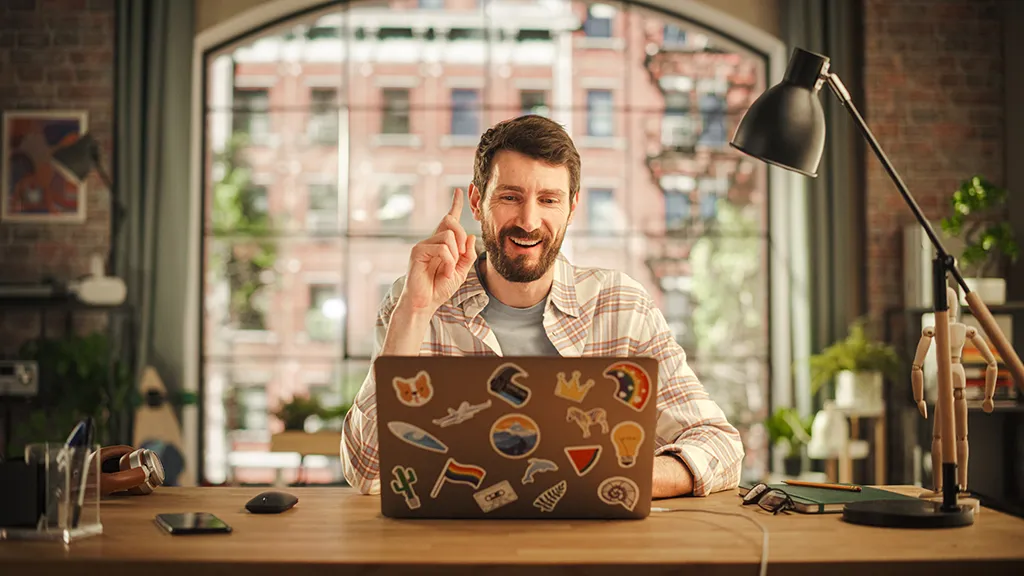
112, 0, 194, 444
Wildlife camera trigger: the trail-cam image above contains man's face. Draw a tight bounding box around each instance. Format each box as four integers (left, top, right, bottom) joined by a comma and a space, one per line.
470, 150, 576, 283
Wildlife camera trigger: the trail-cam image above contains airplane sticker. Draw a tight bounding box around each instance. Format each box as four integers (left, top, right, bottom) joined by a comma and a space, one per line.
432, 400, 492, 428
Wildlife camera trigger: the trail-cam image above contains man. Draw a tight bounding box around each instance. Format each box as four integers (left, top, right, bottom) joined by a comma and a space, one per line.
341, 115, 743, 498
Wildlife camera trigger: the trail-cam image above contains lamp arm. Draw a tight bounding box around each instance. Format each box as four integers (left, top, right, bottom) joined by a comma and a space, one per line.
824, 72, 1024, 392
823, 73, 966, 291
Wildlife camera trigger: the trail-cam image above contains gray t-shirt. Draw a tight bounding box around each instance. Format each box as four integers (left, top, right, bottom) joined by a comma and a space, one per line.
477, 261, 561, 357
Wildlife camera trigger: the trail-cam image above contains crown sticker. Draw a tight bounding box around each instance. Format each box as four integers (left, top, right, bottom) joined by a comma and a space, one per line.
554, 370, 595, 403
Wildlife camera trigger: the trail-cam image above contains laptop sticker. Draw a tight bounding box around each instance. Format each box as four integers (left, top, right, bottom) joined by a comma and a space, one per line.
554, 370, 595, 403
533, 480, 567, 513
488, 362, 532, 407
566, 406, 608, 438
473, 480, 518, 513
564, 445, 602, 476
387, 421, 449, 454
430, 457, 487, 498
521, 458, 559, 484
603, 361, 653, 412
610, 421, 645, 468
598, 476, 639, 511
432, 399, 492, 428
389, 465, 421, 510
392, 371, 434, 407
489, 413, 540, 459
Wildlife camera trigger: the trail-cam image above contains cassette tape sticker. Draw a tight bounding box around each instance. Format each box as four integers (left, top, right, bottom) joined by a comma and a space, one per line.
473, 480, 518, 513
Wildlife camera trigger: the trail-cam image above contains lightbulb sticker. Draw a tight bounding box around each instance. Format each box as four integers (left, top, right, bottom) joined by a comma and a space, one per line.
610, 421, 644, 468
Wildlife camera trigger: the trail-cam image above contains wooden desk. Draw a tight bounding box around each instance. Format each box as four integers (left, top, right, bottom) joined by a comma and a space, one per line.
1, 486, 1022, 575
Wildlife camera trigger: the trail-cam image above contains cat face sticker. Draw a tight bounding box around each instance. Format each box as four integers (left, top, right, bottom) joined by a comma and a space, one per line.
392, 371, 434, 407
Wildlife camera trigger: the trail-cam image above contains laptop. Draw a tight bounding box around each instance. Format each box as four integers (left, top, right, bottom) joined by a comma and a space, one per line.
373, 356, 659, 520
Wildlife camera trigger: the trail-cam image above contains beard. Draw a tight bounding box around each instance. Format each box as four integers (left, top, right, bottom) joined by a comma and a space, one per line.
481, 221, 565, 283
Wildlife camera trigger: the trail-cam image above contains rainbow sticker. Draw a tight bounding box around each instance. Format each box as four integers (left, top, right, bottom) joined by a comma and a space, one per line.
603, 361, 653, 411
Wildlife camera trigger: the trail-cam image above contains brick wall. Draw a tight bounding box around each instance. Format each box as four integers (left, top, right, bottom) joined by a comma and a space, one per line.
0, 0, 115, 355
863, 0, 1004, 326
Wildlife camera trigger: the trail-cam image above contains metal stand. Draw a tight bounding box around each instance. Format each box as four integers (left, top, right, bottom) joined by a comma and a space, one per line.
843, 255, 973, 528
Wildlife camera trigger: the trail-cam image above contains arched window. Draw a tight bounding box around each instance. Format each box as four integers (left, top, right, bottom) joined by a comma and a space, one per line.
198, 0, 784, 486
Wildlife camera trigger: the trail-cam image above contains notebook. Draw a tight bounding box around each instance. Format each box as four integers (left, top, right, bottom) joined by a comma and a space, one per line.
738, 482, 920, 514
373, 356, 660, 520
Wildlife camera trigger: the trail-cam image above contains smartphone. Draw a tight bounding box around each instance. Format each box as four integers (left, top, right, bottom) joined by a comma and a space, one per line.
155, 512, 232, 535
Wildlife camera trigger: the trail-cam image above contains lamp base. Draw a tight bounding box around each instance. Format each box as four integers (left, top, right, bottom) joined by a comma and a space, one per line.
842, 500, 974, 528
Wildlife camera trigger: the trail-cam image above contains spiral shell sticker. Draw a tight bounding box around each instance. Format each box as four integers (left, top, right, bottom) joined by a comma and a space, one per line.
598, 476, 639, 511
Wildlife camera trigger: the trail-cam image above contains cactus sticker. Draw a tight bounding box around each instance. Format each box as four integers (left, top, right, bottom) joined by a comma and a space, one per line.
390, 465, 421, 510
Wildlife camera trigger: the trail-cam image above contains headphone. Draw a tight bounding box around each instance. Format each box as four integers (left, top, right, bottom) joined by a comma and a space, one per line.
96, 445, 166, 495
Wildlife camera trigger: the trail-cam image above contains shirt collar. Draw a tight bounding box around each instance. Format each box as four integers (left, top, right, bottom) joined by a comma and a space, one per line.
451, 252, 580, 318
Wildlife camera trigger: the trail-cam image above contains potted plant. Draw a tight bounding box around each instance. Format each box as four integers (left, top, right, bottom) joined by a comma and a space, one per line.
940, 175, 1019, 304
809, 318, 901, 411
764, 407, 813, 476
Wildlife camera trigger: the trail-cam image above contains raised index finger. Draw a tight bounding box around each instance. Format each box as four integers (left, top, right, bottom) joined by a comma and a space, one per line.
448, 187, 464, 218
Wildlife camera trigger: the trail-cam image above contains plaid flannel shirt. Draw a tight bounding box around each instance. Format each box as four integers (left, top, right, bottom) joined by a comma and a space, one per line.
340, 253, 744, 496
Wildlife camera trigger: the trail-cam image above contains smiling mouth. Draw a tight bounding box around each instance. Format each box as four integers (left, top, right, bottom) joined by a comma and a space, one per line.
509, 238, 542, 248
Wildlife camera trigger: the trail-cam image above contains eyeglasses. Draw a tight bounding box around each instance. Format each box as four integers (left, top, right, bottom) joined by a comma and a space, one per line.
742, 483, 796, 515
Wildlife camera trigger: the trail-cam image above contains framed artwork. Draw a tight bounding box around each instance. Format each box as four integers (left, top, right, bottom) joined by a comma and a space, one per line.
1, 110, 89, 223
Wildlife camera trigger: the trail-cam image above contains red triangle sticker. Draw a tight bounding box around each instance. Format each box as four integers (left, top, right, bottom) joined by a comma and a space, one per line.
564, 445, 602, 476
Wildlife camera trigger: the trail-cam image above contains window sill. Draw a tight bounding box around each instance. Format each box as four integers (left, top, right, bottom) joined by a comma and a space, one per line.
574, 37, 625, 51
441, 134, 480, 148
372, 134, 422, 148
579, 136, 624, 150
227, 329, 278, 344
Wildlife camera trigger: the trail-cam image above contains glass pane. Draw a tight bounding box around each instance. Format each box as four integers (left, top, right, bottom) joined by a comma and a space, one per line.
204, 357, 354, 486
202, 237, 346, 361
586, 90, 614, 136
204, 110, 342, 237
346, 237, 418, 358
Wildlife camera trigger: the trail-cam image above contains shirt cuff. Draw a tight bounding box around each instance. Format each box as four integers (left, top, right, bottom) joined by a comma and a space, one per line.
654, 442, 720, 497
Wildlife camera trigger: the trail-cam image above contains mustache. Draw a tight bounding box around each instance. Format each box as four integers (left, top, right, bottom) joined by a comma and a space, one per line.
500, 226, 546, 242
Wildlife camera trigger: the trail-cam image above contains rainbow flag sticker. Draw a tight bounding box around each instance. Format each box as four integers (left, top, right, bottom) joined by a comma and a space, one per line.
431, 457, 487, 498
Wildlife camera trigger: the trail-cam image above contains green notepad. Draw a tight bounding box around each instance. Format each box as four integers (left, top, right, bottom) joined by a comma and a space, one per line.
738, 483, 920, 514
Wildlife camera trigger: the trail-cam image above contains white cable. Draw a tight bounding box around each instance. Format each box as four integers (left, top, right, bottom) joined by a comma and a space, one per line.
651, 506, 769, 576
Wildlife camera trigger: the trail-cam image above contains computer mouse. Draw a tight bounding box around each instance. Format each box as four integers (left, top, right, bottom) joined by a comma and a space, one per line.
245, 491, 298, 514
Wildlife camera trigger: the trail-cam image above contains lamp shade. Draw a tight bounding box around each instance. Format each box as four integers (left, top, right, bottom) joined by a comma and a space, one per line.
51, 132, 100, 184
729, 48, 831, 177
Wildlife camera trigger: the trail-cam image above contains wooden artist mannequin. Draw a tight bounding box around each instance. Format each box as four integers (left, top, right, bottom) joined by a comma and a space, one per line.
911, 287, 998, 496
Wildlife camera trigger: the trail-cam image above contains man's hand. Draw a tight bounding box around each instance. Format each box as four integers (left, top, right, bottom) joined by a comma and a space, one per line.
380, 188, 477, 357
398, 187, 477, 314
651, 454, 694, 499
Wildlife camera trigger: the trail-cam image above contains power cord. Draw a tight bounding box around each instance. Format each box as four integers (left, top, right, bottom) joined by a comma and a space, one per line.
651, 506, 769, 576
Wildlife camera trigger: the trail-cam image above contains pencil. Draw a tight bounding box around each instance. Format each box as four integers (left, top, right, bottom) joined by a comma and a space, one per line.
782, 479, 862, 492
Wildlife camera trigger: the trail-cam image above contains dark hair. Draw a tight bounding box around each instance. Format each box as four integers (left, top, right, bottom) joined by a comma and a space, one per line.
473, 115, 581, 202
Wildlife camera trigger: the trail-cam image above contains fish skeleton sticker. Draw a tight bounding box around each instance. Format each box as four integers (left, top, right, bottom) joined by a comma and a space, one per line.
564, 445, 602, 476
533, 480, 567, 513
473, 480, 518, 513
389, 465, 421, 510
566, 406, 608, 438
431, 400, 491, 428
554, 370, 595, 403
387, 421, 449, 453
521, 458, 559, 484
598, 476, 639, 511
487, 362, 532, 407
490, 413, 540, 459
602, 361, 653, 411
392, 371, 434, 407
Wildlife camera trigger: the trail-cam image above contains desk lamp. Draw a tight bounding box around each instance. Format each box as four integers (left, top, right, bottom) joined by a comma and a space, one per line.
730, 47, 1024, 528
51, 133, 126, 305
